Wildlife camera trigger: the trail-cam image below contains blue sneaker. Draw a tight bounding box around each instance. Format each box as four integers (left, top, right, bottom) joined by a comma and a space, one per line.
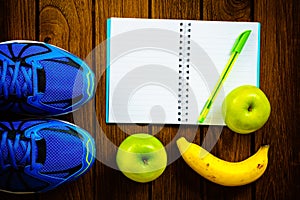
0, 40, 95, 116
0, 119, 96, 193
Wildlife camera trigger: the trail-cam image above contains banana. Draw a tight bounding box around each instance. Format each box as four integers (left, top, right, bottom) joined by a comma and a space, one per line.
176, 137, 269, 186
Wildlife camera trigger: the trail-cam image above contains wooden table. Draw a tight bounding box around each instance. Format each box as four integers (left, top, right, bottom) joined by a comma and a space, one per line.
0, 0, 299, 199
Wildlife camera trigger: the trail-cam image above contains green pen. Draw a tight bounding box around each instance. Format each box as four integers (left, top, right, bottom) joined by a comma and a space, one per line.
198, 30, 252, 123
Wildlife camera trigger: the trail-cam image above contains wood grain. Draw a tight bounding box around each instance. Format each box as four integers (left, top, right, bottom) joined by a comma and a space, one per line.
254, 0, 299, 199
203, 0, 252, 21
202, 0, 253, 199
0, 0, 5, 41
94, 0, 150, 199
0, 0, 37, 41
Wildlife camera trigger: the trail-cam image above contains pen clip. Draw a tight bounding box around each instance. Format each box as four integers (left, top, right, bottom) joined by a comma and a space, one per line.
231, 30, 251, 53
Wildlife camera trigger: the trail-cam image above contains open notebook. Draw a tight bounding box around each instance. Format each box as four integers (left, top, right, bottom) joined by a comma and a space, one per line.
106, 18, 260, 125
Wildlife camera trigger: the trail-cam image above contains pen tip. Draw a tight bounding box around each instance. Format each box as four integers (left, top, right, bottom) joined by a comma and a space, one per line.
198, 117, 205, 123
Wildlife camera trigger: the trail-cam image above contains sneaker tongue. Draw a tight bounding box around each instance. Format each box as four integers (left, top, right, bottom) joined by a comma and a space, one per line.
37, 69, 46, 93
36, 139, 46, 164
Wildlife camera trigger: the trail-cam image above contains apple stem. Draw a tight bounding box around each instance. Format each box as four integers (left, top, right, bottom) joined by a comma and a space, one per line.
248, 105, 253, 112
142, 157, 148, 165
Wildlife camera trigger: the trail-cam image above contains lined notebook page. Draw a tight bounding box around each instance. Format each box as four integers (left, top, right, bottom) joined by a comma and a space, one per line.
107, 18, 182, 124
188, 21, 260, 125
106, 18, 260, 125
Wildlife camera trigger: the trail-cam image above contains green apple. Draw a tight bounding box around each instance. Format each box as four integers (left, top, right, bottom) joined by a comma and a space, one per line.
222, 85, 271, 134
116, 133, 167, 183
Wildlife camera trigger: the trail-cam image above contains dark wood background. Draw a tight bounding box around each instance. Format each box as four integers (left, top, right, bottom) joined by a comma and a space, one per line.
0, 0, 299, 199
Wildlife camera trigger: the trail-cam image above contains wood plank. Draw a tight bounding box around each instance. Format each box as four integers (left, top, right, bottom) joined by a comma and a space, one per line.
38, 0, 95, 199
0, 0, 37, 41
94, 0, 150, 199
254, 0, 299, 199
0, 0, 38, 199
0, 0, 6, 42
152, 125, 202, 200
203, 0, 251, 21
150, 1, 202, 199
202, 0, 253, 199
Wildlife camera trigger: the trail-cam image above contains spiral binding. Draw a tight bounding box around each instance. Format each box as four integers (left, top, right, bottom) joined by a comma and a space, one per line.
178, 22, 191, 123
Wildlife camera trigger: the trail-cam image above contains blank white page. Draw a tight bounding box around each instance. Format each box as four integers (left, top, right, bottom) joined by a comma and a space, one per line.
188, 21, 260, 125
107, 18, 182, 124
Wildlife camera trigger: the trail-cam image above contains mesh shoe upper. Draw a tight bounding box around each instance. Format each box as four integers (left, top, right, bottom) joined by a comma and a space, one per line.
0, 119, 95, 193
0, 41, 95, 115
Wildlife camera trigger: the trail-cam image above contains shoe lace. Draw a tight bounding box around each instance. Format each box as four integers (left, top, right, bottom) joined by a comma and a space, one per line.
0, 131, 37, 170
0, 59, 37, 99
